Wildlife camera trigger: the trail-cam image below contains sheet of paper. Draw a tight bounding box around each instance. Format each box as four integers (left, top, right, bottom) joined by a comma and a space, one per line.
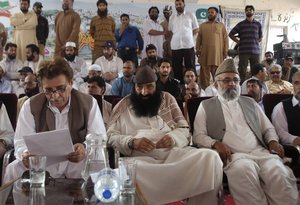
23, 129, 74, 167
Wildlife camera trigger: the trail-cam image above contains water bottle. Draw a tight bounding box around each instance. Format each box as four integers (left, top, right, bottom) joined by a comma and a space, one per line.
94, 168, 120, 203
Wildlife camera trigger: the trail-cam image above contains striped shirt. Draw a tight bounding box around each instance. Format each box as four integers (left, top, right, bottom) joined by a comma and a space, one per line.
229, 19, 262, 55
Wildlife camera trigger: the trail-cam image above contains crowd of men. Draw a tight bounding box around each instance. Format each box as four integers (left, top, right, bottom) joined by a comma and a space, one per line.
0, 0, 299, 204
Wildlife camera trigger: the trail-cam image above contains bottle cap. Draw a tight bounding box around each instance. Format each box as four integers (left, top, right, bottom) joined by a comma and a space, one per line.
103, 189, 112, 199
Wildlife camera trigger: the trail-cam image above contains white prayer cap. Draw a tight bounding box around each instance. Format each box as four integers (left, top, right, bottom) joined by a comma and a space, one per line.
65, 42, 76, 48
88, 64, 102, 72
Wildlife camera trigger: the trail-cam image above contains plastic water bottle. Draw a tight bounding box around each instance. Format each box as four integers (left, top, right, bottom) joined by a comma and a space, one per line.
94, 168, 120, 203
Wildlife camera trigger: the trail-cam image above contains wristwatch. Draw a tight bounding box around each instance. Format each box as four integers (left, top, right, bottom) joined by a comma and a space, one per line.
128, 139, 135, 150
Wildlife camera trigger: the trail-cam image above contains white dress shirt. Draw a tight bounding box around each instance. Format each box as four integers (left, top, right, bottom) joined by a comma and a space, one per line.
14, 94, 106, 160
168, 11, 198, 50
193, 95, 278, 152
272, 96, 299, 145
0, 58, 23, 80
142, 18, 164, 58
94, 56, 123, 77
0, 103, 14, 146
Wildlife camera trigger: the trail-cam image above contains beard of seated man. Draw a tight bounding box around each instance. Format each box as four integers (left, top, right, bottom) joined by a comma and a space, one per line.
217, 86, 240, 101
25, 85, 39, 97
65, 53, 76, 62
130, 89, 162, 117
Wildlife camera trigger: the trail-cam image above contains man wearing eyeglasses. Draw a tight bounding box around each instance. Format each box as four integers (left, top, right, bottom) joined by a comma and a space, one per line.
272, 71, 300, 150
4, 58, 106, 183
193, 59, 299, 205
266, 64, 293, 94
108, 66, 223, 205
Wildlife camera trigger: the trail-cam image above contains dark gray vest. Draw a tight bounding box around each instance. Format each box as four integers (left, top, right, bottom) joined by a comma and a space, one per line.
201, 96, 267, 148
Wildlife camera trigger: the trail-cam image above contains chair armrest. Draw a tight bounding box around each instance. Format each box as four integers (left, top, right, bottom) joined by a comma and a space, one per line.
283, 145, 300, 164
2, 149, 15, 185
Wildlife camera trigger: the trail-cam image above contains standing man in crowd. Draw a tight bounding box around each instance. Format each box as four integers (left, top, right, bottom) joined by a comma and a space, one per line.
115, 13, 143, 68
161, 5, 172, 59
90, 0, 116, 63
0, 22, 7, 61
193, 59, 299, 205
33, 1, 49, 56
10, 0, 38, 62
229, 5, 262, 83
55, 0, 81, 57
142, 6, 164, 58
169, 0, 199, 83
196, 7, 228, 89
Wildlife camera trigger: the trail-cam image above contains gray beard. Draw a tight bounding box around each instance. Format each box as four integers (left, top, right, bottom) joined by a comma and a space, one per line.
217, 86, 241, 101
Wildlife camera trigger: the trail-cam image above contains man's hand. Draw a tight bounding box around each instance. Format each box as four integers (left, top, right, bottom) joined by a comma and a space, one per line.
67, 143, 86, 163
293, 137, 300, 146
0, 141, 7, 158
212, 141, 232, 166
156, 135, 174, 149
268, 140, 284, 158
103, 72, 117, 81
133, 137, 155, 153
21, 151, 32, 169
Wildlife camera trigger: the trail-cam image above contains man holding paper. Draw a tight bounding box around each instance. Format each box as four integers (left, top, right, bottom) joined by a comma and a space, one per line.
107, 66, 223, 205
4, 58, 106, 183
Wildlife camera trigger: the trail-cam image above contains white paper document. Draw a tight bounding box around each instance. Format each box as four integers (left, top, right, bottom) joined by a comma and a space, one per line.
23, 129, 74, 166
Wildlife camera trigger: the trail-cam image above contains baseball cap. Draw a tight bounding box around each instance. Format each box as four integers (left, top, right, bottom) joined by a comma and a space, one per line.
18, 66, 33, 73
285, 54, 294, 61
104, 41, 115, 49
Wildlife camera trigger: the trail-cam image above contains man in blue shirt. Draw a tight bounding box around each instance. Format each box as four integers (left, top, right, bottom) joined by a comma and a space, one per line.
0, 65, 12, 93
115, 14, 143, 68
229, 5, 263, 83
110, 60, 135, 96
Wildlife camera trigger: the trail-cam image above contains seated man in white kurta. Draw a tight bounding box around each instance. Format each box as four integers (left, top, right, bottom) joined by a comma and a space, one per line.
4, 58, 106, 183
193, 59, 299, 205
107, 66, 223, 205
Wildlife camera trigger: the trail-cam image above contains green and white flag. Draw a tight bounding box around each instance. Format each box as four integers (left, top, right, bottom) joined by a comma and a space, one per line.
0, 0, 9, 8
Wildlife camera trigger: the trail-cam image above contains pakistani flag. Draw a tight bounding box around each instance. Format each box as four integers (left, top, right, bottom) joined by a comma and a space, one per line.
0, 0, 9, 8
196, 8, 208, 20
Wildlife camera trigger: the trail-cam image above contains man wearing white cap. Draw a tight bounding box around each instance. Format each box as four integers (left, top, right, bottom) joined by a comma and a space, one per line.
79, 64, 111, 95
64, 42, 87, 89
193, 59, 299, 205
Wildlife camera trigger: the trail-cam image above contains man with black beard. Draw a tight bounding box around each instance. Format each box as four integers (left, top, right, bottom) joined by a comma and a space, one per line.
261, 51, 276, 71
193, 59, 299, 205
140, 44, 162, 73
229, 5, 263, 83
10, 0, 38, 62
90, 0, 116, 63
33, 2, 49, 56
196, 7, 228, 89
54, 0, 81, 57
24, 44, 44, 73
0, 43, 23, 81
108, 65, 223, 205
17, 74, 40, 117
63, 42, 87, 89
142, 6, 164, 58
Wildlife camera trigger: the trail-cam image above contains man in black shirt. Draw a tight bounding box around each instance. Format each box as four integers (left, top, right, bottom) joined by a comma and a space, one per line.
33, 2, 49, 56
156, 58, 181, 98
